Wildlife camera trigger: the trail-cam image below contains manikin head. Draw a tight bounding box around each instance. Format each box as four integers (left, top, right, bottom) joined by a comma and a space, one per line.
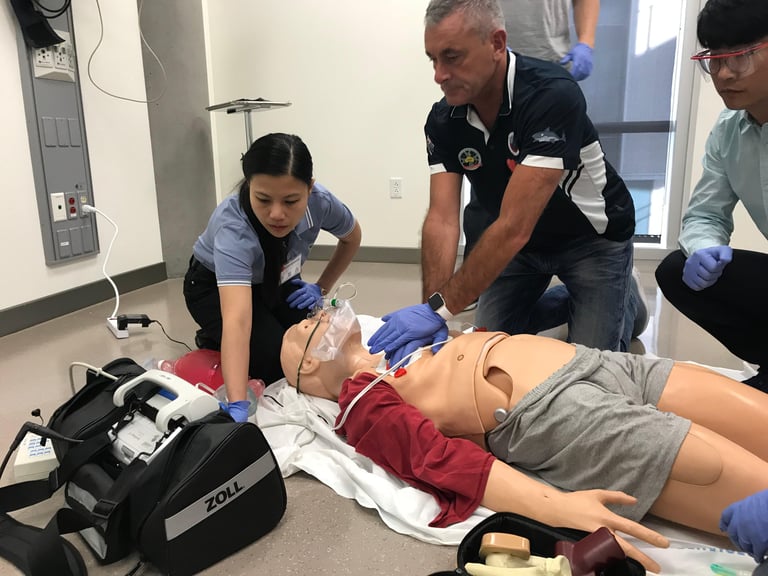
695, 0, 768, 123
280, 304, 380, 401
424, 0, 508, 107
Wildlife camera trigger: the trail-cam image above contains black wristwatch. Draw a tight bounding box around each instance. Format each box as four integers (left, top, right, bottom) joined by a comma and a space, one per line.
428, 292, 454, 321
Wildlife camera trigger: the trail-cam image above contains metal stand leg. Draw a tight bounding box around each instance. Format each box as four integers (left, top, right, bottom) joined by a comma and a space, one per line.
243, 109, 253, 149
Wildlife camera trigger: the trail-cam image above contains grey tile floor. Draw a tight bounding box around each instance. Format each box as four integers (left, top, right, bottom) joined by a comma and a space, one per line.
0, 260, 747, 575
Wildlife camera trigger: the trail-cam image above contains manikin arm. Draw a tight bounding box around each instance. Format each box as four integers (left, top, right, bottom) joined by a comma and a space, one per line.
483, 460, 666, 573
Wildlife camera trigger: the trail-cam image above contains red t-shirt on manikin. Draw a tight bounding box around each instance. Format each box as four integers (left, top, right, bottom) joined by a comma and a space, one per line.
335, 372, 495, 527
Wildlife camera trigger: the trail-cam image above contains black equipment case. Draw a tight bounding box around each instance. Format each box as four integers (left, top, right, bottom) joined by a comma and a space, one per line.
0, 357, 287, 576
428, 512, 646, 576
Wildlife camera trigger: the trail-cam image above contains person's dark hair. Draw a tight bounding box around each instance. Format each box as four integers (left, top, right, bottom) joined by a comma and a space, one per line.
238, 133, 313, 307
697, 0, 768, 50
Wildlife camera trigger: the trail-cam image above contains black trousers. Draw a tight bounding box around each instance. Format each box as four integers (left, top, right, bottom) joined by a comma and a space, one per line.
655, 249, 768, 369
183, 257, 307, 383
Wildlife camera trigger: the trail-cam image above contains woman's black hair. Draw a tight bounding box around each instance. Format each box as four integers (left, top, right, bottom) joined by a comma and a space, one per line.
238, 133, 313, 307
697, 0, 768, 50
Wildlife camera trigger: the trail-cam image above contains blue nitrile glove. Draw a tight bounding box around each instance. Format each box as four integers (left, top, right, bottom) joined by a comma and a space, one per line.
720, 489, 768, 562
560, 42, 594, 81
219, 400, 250, 423
682, 245, 733, 291
367, 303, 449, 367
286, 279, 323, 310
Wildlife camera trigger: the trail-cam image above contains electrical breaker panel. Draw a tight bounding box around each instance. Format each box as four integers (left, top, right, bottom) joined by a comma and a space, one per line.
17, 13, 98, 264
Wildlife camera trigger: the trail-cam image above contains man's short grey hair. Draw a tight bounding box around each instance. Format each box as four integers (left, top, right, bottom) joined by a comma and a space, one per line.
425, 0, 505, 37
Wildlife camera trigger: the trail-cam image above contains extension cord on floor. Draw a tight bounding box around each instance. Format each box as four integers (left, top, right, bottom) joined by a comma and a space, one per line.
13, 432, 59, 482
107, 316, 129, 339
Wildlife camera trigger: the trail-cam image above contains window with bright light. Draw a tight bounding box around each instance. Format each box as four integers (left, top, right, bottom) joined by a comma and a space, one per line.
579, 0, 686, 243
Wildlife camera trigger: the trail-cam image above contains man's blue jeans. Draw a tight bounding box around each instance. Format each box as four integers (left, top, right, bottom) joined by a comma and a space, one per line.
474, 236, 637, 352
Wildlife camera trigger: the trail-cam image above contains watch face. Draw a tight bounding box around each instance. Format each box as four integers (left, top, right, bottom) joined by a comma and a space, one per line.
428, 292, 444, 311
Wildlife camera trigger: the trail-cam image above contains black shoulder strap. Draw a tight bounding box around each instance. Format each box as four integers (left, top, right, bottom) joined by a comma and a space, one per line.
0, 508, 88, 576
0, 432, 111, 514
0, 431, 111, 576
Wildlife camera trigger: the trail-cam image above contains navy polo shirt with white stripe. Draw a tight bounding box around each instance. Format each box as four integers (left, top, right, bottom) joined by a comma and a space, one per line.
425, 51, 635, 251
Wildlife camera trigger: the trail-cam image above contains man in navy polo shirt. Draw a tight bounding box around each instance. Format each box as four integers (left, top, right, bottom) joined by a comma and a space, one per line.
368, 0, 642, 366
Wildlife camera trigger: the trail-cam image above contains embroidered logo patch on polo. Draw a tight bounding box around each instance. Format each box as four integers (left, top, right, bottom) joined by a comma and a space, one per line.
426, 135, 435, 156
458, 148, 482, 171
532, 128, 566, 144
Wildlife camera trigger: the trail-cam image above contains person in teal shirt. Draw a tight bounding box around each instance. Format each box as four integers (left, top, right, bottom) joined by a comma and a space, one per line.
655, 0, 768, 392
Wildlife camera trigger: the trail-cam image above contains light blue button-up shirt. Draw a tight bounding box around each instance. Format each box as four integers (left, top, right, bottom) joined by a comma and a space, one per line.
679, 109, 768, 255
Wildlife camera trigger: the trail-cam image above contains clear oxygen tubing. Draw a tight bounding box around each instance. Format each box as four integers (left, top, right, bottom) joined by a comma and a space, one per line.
310, 282, 358, 317
330, 336, 452, 432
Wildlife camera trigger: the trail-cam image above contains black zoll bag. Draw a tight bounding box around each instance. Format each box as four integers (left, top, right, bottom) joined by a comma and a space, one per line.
0, 357, 287, 576
132, 415, 286, 575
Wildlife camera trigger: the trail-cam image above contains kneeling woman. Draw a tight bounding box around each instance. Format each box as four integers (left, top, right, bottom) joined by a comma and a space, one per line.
184, 133, 361, 421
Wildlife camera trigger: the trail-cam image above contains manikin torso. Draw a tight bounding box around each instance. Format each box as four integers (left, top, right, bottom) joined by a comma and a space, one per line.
358, 332, 577, 447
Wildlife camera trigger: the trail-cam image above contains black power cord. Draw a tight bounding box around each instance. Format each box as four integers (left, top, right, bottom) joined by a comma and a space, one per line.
151, 319, 192, 352
116, 314, 192, 352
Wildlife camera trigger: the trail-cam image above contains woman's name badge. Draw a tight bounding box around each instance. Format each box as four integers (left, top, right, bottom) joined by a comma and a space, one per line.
280, 255, 301, 284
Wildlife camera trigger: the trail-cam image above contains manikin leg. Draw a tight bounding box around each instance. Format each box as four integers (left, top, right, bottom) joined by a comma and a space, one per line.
648, 422, 768, 533
658, 362, 768, 461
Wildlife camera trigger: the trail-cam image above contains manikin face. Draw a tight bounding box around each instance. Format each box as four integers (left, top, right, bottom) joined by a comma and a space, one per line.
281, 317, 325, 374
424, 11, 506, 106
280, 314, 367, 400
249, 174, 312, 238
707, 38, 768, 123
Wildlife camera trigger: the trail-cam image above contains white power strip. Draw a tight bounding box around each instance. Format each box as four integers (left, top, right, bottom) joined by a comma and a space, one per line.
13, 432, 59, 482
107, 317, 129, 339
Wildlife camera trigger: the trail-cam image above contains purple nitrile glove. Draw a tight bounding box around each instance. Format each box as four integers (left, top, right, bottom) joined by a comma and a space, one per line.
682, 245, 733, 291
286, 279, 323, 310
720, 489, 768, 562
367, 303, 449, 367
219, 400, 250, 423
560, 42, 594, 81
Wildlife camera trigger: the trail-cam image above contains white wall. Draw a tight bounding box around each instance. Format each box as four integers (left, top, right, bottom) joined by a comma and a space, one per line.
203, 0, 767, 254
0, 2, 162, 311
202, 0, 442, 249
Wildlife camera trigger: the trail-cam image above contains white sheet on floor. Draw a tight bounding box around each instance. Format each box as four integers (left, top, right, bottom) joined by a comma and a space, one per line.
254, 315, 756, 575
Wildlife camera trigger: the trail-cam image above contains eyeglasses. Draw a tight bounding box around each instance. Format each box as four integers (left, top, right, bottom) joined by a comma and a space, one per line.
691, 40, 768, 76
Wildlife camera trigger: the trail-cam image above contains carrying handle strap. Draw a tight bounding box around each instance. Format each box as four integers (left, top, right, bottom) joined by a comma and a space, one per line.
91, 457, 148, 521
